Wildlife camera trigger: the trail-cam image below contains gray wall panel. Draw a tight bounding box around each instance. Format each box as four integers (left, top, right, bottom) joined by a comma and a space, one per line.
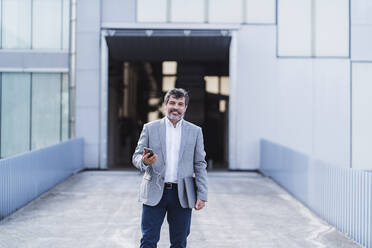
101, 0, 136, 23
351, 0, 372, 24
0, 51, 68, 71
76, 0, 101, 32
75, 69, 100, 107
76, 33, 100, 70
23, 52, 69, 69
234, 25, 350, 169
0, 52, 24, 68
75, 107, 99, 144
352, 62, 372, 170
351, 25, 372, 61
351, 0, 372, 60
83, 143, 99, 168
312, 59, 350, 168
75, 0, 101, 168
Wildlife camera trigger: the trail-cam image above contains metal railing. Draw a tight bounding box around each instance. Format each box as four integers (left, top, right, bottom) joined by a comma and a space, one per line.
260, 139, 372, 248
0, 138, 84, 220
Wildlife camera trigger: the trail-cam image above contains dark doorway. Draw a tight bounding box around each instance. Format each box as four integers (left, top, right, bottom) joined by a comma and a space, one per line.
106, 30, 231, 170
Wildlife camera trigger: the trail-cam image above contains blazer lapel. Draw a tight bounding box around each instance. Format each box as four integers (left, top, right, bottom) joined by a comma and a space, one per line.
178, 121, 189, 162
158, 117, 167, 161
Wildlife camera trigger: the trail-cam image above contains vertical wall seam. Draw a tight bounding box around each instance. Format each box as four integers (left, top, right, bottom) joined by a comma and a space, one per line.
59, 73, 63, 141
204, 0, 209, 23
0, 72, 2, 158
311, 0, 316, 57
348, 0, 351, 58
275, 0, 279, 57
29, 73, 33, 150
242, 0, 247, 24
350, 61, 352, 168
134, 0, 138, 22
30, 0, 33, 49
60, 0, 64, 50
166, 0, 171, 23
0, 0, 3, 48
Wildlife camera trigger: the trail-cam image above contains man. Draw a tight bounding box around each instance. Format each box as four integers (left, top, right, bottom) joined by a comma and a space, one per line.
132, 88, 208, 248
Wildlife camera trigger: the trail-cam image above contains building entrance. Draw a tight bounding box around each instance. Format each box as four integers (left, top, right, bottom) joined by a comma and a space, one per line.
106, 30, 231, 170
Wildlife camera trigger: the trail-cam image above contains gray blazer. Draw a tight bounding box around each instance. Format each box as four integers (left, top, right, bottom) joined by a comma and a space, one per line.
132, 117, 208, 208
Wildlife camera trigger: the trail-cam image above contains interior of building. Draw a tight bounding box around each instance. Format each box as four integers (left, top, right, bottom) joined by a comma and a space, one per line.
106, 30, 231, 170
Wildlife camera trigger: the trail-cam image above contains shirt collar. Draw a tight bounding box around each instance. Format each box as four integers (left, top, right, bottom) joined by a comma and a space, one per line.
165, 117, 183, 129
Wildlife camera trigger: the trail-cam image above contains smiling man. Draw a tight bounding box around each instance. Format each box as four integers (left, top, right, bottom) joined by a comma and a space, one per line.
132, 88, 208, 248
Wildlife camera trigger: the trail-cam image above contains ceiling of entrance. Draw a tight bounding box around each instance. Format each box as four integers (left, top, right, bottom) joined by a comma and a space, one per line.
106, 31, 231, 62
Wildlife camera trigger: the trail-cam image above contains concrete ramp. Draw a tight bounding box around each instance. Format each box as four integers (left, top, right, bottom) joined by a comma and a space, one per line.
0, 171, 361, 248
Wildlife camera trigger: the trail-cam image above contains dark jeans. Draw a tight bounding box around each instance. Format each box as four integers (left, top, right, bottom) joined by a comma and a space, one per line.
140, 185, 192, 248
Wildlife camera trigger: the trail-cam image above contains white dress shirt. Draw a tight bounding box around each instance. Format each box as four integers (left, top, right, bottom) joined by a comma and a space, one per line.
164, 117, 183, 183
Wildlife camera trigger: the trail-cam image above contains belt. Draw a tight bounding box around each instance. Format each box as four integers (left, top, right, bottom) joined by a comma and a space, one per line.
164, 182, 177, 190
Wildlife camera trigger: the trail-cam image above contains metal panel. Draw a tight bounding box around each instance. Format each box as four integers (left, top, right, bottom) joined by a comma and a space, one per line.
100, 31, 109, 169
0, 51, 69, 72
101, 0, 136, 23
260, 139, 372, 248
0, 138, 84, 220
352, 62, 372, 170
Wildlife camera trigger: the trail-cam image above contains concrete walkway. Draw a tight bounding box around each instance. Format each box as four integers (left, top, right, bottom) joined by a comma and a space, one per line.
0, 171, 361, 248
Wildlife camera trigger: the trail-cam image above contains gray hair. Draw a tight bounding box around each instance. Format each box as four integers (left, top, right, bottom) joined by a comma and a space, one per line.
164, 88, 189, 106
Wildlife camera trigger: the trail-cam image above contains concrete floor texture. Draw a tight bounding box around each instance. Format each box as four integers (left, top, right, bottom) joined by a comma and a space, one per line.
0, 170, 362, 248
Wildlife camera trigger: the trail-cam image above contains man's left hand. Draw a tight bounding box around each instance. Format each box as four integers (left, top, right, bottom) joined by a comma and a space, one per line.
195, 199, 205, 210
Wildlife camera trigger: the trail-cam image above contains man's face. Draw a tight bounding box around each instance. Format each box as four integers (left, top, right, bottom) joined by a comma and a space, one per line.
165, 95, 187, 121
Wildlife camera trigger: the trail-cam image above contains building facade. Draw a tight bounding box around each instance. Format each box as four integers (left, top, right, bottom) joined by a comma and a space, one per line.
1, 0, 372, 172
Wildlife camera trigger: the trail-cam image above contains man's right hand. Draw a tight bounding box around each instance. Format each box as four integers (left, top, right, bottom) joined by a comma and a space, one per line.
142, 152, 158, 165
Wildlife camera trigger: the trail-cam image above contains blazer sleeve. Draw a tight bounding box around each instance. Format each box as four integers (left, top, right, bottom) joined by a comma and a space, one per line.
132, 124, 149, 172
194, 127, 208, 201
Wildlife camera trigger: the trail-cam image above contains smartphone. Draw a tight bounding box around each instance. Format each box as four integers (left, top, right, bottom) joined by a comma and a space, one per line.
144, 147, 154, 158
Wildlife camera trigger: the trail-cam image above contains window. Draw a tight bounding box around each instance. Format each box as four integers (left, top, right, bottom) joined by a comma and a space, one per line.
0, 72, 69, 158
61, 74, 69, 141
205, 76, 219, 94
1, 0, 69, 50
162, 61, 177, 92
219, 99, 227, 112
162, 61, 177, 75
162, 76, 177, 92
32, 0, 62, 49
62, 0, 70, 50
31, 73, 61, 149
2, 0, 32, 49
1, 73, 31, 157
205, 76, 230, 95
0, 1, 2, 47
220, 76, 230, 96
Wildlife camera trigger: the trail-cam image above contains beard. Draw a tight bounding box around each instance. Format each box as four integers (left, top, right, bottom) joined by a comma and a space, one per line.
166, 109, 185, 121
